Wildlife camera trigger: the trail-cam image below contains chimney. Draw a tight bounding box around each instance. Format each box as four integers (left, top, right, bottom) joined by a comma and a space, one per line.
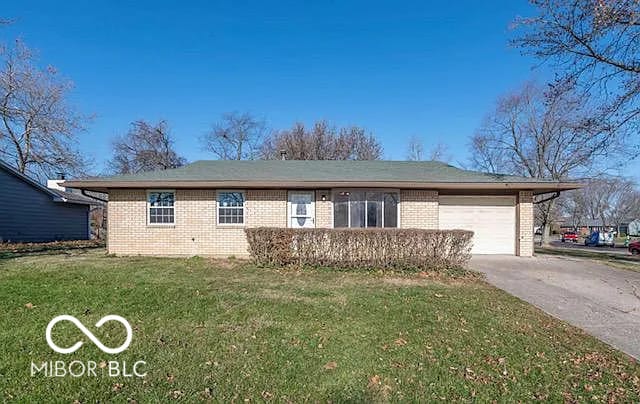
47, 172, 67, 191
280, 150, 287, 160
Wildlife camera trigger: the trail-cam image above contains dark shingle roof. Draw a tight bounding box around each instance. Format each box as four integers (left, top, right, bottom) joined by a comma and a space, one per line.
82, 160, 556, 183
65, 160, 581, 194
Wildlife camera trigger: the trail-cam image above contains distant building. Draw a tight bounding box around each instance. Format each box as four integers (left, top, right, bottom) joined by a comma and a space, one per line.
0, 159, 100, 243
559, 218, 632, 236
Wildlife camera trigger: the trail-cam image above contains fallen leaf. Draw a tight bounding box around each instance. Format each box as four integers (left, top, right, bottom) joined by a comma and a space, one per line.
261, 391, 273, 399
200, 388, 213, 399
166, 374, 175, 383
323, 361, 337, 370
169, 390, 184, 399
24, 303, 34, 309
112, 383, 124, 392
368, 375, 381, 388
99, 361, 107, 369
394, 338, 407, 346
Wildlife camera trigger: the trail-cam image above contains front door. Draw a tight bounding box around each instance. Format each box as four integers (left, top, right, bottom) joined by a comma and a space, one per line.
288, 191, 315, 228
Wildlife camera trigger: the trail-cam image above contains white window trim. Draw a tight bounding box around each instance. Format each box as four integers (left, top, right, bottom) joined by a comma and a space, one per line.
146, 189, 176, 226
216, 190, 246, 227
331, 189, 401, 229
287, 191, 316, 228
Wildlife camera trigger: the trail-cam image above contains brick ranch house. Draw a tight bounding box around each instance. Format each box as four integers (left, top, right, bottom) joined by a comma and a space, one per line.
65, 160, 579, 257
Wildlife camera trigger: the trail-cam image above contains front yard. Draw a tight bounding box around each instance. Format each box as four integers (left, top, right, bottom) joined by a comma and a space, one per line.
0, 250, 638, 402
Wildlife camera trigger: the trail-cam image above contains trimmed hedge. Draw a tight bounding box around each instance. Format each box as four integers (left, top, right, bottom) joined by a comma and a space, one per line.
245, 228, 473, 271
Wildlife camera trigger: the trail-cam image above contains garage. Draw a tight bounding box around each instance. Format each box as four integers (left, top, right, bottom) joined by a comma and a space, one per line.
439, 196, 516, 255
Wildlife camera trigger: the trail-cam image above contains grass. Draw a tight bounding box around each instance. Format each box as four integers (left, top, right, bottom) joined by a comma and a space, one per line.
535, 246, 640, 272
1, 250, 639, 402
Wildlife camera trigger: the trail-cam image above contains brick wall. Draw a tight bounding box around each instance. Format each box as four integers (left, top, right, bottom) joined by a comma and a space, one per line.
400, 190, 439, 229
108, 189, 288, 257
246, 189, 287, 228
108, 187, 532, 257
315, 190, 332, 228
517, 191, 534, 257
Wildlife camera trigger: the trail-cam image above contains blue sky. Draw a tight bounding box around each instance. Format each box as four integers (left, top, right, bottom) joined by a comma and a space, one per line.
1, 1, 546, 173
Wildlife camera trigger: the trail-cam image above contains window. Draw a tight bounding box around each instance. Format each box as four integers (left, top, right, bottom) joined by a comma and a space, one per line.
218, 191, 245, 225
148, 191, 175, 224
334, 190, 398, 228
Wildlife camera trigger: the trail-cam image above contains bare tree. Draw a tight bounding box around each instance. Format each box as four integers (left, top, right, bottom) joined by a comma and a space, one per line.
570, 177, 640, 233
513, 0, 640, 132
201, 112, 267, 160
605, 178, 640, 233
556, 190, 588, 231
470, 81, 622, 243
428, 142, 451, 162
0, 40, 88, 179
262, 121, 383, 160
108, 120, 186, 174
406, 136, 424, 161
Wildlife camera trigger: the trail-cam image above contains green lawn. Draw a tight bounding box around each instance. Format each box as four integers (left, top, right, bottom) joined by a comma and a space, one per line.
1, 250, 639, 402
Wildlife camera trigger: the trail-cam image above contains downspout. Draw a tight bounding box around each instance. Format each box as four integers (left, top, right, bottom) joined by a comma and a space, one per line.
79, 190, 108, 241
532, 191, 561, 245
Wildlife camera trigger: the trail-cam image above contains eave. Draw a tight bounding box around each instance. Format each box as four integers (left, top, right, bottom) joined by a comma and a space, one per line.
64, 179, 582, 195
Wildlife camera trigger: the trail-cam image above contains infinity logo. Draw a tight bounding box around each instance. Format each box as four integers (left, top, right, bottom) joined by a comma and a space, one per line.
45, 315, 132, 354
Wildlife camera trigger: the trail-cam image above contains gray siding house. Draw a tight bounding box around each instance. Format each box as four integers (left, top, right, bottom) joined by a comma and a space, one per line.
0, 160, 96, 243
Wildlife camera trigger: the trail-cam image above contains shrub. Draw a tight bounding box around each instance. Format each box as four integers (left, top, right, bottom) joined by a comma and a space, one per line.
245, 228, 473, 271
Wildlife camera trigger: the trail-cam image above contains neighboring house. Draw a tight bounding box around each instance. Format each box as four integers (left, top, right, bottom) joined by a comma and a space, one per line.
0, 160, 99, 243
65, 160, 579, 257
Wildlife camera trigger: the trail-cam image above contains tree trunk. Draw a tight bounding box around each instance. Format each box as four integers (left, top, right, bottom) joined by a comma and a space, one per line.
539, 199, 556, 246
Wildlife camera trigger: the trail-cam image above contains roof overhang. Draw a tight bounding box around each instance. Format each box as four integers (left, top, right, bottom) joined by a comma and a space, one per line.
64, 180, 582, 194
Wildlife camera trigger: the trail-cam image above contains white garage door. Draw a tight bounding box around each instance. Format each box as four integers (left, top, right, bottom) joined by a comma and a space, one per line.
439, 196, 516, 255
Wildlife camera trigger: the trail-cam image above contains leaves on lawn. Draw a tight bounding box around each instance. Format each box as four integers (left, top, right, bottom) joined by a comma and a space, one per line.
323, 361, 337, 370
199, 388, 213, 400
394, 338, 407, 346
169, 390, 184, 400
24, 302, 34, 309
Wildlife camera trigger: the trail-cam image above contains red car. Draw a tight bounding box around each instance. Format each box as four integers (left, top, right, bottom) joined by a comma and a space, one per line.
629, 241, 640, 255
561, 232, 578, 243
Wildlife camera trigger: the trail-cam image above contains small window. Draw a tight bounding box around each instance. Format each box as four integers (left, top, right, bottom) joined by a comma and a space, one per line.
218, 191, 245, 225
148, 191, 175, 224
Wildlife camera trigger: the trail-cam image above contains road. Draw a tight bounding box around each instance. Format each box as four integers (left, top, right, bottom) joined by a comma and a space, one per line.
547, 240, 629, 255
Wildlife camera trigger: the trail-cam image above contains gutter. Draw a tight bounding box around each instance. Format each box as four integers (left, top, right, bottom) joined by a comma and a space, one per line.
64, 180, 584, 194
81, 189, 108, 204
533, 191, 561, 204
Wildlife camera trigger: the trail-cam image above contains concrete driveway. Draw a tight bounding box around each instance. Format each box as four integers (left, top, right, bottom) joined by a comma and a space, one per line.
471, 255, 640, 360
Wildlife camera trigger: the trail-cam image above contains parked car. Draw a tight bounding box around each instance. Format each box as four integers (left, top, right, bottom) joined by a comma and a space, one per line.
584, 231, 615, 247
561, 231, 578, 243
629, 241, 640, 255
